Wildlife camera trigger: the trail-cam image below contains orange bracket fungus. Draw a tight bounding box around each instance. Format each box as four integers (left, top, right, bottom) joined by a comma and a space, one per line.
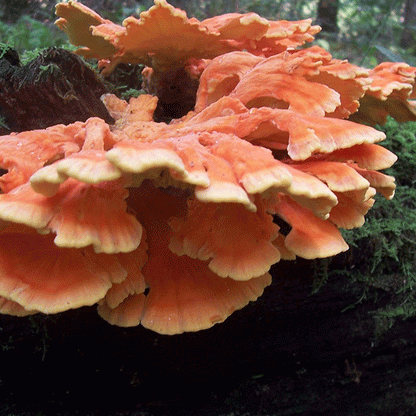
0, 0, 412, 335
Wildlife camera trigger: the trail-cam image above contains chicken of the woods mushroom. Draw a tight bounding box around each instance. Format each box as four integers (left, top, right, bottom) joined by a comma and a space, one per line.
0, 0, 412, 335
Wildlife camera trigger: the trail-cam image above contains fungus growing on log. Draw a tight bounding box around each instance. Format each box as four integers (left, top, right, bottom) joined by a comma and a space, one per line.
0, 0, 412, 334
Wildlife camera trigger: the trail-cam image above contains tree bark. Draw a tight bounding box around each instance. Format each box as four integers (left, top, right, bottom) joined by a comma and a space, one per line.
0, 47, 113, 135
400, 0, 416, 49
316, 0, 339, 33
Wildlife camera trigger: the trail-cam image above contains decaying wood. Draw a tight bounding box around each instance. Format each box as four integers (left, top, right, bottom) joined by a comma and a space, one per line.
0, 47, 113, 135
0, 257, 415, 415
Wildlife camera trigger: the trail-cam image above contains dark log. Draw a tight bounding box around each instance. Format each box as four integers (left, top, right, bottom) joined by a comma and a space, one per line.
0, 47, 113, 135
0, 257, 415, 415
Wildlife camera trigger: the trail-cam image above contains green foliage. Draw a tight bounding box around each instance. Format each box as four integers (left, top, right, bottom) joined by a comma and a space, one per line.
163, 0, 415, 67
0, 115, 8, 130
0, 15, 70, 56
316, 0, 415, 67
100, 2, 146, 22
164, 0, 318, 20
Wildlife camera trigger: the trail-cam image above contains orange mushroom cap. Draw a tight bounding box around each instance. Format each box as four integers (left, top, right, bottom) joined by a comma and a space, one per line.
195, 52, 263, 112
0, 123, 82, 193
0, 296, 38, 317
0, 117, 121, 195
56, 0, 227, 73
169, 196, 280, 280
0, 178, 142, 254
352, 62, 416, 125
55, 0, 120, 59
268, 196, 349, 259
98, 182, 272, 334
105, 92, 395, 220
196, 47, 372, 120
201, 12, 270, 40
229, 51, 341, 116
55, 1, 319, 75
249, 19, 321, 55
0, 225, 127, 314
328, 192, 375, 229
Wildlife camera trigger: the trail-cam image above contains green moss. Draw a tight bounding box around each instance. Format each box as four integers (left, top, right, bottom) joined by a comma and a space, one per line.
334, 117, 416, 321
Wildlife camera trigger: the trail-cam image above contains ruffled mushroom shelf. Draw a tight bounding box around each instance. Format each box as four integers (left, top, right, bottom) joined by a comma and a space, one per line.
0, 0, 414, 334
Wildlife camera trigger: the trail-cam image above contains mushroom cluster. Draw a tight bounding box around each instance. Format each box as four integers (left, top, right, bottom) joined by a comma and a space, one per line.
0, 0, 413, 334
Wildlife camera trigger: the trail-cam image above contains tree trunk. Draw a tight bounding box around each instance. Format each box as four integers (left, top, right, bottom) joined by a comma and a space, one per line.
400, 0, 416, 49
316, 0, 339, 33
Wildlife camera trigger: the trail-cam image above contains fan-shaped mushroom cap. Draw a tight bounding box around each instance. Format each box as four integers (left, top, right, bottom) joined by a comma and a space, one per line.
328, 192, 375, 229
195, 47, 373, 120
366, 62, 416, 101
98, 293, 146, 327
293, 47, 371, 118
30, 150, 123, 197
0, 179, 142, 254
0, 225, 127, 314
201, 12, 270, 40
212, 18, 320, 57
352, 167, 396, 200
169, 196, 280, 280
106, 131, 294, 211
237, 107, 386, 161
0, 117, 121, 195
141, 256, 271, 335
0, 296, 38, 317
277, 164, 336, 219
289, 161, 370, 200
96, 240, 148, 327
270, 196, 349, 259
0, 124, 81, 193
326, 143, 398, 171
55, 1, 319, 75
195, 52, 263, 112
352, 62, 416, 125
56, 0, 230, 73
55, 0, 120, 59
248, 19, 321, 55
29, 118, 123, 196
275, 112, 386, 161
99, 182, 272, 334
230, 52, 341, 116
